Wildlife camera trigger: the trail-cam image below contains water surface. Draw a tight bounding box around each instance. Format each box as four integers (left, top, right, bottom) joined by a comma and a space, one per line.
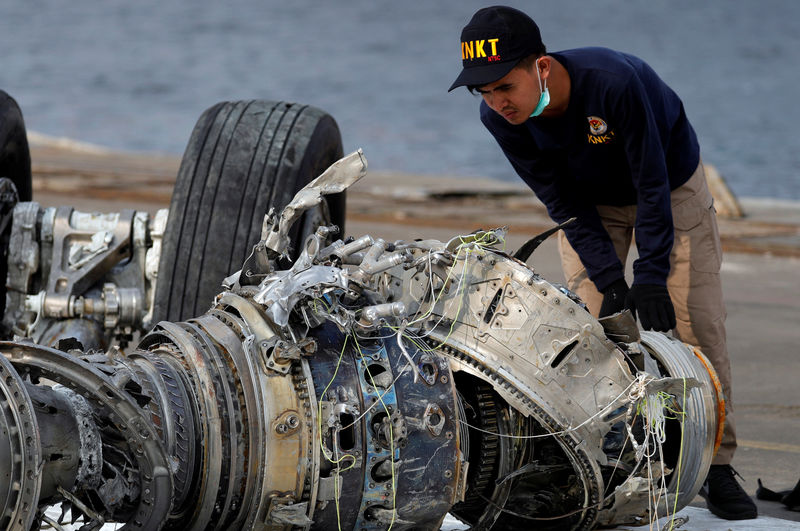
2, 0, 798, 198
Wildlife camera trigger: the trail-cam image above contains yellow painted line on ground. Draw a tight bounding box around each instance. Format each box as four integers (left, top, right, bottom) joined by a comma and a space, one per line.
739, 439, 800, 454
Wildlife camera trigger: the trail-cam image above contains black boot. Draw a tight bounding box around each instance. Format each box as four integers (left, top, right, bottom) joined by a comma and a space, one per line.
699, 464, 758, 520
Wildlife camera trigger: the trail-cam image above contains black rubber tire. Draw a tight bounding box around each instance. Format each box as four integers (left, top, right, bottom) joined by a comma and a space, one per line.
153, 100, 345, 323
0, 90, 32, 335
0, 90, 32, 202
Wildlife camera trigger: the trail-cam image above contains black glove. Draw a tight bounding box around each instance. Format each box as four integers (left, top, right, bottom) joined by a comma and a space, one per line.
599, 278, 629, 318
624, 284, 676, 332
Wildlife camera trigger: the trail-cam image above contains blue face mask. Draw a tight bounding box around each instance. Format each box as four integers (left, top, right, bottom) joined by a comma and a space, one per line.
530, 59, 550, 118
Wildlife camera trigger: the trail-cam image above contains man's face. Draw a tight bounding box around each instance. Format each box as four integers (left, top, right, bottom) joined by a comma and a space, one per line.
476, 65, 541, 125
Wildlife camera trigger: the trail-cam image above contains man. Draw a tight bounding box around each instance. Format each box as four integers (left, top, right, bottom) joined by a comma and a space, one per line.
449, 5, 757, 521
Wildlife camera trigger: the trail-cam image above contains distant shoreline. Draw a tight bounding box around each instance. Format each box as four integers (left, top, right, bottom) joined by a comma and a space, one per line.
28, 130, 800, 210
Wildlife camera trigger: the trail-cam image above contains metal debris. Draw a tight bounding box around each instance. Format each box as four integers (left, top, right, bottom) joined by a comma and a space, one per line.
0, 151, 722, 530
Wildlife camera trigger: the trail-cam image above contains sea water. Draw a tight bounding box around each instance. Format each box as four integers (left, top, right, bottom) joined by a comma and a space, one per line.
2, 0, 799, 199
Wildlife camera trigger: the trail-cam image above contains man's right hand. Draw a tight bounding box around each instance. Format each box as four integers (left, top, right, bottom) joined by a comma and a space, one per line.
599, 278, 629, 318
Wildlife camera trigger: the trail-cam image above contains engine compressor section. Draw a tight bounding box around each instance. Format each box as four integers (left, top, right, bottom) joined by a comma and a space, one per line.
0, 151, 723, 530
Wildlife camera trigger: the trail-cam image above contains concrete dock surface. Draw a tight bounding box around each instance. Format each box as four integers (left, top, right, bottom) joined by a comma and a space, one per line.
28, 141, 800, 528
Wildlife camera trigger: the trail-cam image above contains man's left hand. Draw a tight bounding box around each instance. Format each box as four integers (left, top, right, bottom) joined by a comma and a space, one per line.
624, 284, 676, 332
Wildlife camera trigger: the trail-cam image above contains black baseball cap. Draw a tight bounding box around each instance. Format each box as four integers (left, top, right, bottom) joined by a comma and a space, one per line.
448, 6, 545, 92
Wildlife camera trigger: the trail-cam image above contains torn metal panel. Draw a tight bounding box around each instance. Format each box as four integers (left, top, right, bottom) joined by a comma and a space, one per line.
263, 149, 368, 257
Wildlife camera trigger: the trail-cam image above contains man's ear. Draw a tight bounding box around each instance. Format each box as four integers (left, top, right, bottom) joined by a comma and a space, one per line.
537, 56, 552, 80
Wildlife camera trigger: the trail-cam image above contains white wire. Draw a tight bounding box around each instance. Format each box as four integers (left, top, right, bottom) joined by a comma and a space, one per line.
396, 321, 422, 383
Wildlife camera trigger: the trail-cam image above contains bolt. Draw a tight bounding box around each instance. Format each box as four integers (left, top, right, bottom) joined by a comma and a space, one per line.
276, 424, 288, 434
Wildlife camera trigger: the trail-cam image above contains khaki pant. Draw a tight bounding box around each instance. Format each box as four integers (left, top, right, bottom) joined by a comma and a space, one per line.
557, 162, 736, 465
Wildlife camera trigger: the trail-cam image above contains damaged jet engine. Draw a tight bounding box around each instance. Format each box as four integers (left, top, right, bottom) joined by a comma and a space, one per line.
0, 98, 723, 530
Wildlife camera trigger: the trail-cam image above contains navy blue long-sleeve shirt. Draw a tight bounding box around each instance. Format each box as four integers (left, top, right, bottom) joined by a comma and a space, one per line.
481, 47, 699, 291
